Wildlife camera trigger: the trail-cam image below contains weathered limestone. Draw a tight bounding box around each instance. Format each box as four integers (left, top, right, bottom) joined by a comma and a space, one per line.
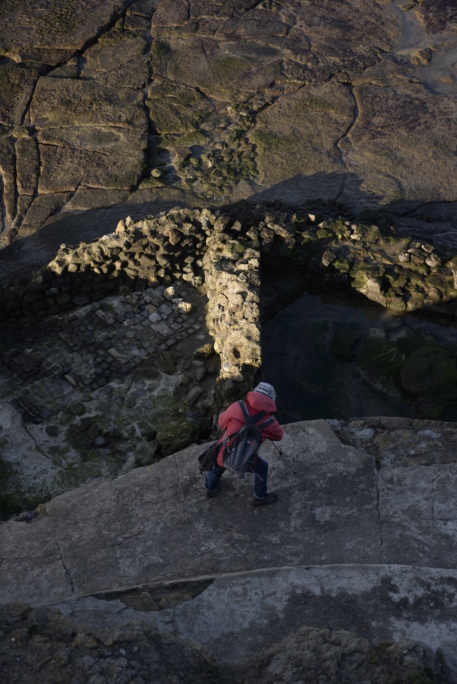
1, 0, 457, 248
0, 602, 448, 684
1, 419, 457, 681
203, 230, 261, 398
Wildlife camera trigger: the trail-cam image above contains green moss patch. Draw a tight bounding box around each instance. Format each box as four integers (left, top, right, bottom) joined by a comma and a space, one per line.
356, 335, 403, 385
156, 418, 199, 455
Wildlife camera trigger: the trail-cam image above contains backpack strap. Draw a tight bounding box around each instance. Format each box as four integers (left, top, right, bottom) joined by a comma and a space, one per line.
240, 400, 275, 430
239, 400, 267, 426
223, 401, 274, 446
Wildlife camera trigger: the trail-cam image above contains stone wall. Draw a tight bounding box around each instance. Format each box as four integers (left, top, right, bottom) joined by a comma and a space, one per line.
3, 204, 457, 410
203, 226, 262, 404
0, 207, 265, 404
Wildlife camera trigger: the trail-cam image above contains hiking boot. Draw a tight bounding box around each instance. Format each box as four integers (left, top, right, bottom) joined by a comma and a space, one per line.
205, 488, 215, 498
252, 492, 278, 507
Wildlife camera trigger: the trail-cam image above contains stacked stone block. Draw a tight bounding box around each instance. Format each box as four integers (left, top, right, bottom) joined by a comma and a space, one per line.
203, 230, 262, 401
2, 204, 457, 408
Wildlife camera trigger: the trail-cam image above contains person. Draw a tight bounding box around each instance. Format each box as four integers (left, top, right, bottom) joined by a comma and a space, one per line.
205, 382, 283, 506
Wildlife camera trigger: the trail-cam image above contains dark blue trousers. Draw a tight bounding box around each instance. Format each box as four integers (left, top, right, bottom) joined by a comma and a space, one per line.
205, 456, 269, 499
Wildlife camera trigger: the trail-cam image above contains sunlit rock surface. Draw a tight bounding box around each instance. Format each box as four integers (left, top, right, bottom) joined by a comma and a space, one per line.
1, 0, 457, 258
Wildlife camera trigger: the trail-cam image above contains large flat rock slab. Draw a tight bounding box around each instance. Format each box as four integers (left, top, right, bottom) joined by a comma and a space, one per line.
171, 565, 457, 662
2, 418, 457, 678
51, 564, 457, 670
0, 420, 379, 603
2, 419, 457, 607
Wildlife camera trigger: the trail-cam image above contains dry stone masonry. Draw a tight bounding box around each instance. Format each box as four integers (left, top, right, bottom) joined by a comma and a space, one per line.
0, 278, 216, 513
3, 204, 457, 427
2, 204, 457, 514
203, 225, 261, 402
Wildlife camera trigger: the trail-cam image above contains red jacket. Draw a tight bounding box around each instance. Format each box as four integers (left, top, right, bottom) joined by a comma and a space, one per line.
216, 391, 283, 467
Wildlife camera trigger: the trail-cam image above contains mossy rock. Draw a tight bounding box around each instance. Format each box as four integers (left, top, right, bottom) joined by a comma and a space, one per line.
135, 361, 161, 380
385, 292, 407, 314
45, 425, 60, 437
400, 347, 457, 396
138, 420, 157, 442
385, 268, 408, 289
0, 455, 12, 488
55, 454, 119, 491
156, 418, 199, 455
351, 270, 368, 290
0, 492, 24, 517
66, 426, 93, 452
396, 334, 439, 357
65, 402, 86, 417
155, 350, 180, 375
332, 259, 351, 274
414, 395, 447, 420
405, 290, 426, 311
134, 442, 160, 467
356, 335, 403, 384
327, 219, 349, 239
150, 394, 188, 422
408, 261, 429, 275
0, 491, 43, 517
331, 323, 365, 362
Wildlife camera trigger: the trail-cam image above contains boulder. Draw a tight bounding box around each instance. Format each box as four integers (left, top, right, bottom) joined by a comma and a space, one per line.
330, 323, 364, 362
400, 347, 457, 396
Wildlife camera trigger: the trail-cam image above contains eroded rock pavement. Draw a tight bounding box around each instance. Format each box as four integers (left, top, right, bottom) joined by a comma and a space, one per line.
1, 418, 457, 682
1, 0, 457, 260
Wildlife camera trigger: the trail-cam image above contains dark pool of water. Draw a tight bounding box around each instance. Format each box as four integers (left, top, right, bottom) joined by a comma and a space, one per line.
261, 292, 457, 424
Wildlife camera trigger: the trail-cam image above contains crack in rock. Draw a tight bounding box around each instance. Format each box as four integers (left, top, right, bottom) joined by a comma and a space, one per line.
0, 173, 7, 235
56, 540, 75, 594
375, 463, 384, 562
335, 83, 360, 202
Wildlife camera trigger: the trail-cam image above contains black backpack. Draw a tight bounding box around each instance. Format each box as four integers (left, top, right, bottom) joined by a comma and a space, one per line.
222, 401, 274, 475
198, 441, 221, 474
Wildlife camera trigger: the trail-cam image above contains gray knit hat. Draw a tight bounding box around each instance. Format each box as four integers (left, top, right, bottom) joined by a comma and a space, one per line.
253, 382, 276, 401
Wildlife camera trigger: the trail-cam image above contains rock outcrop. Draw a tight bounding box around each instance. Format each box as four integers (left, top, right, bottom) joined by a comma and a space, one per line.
0, 602, 450, 683
1, 419, 457, 682
1, 0, 457, 251
2, 3, 457, 679
3, 204, 457, 511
